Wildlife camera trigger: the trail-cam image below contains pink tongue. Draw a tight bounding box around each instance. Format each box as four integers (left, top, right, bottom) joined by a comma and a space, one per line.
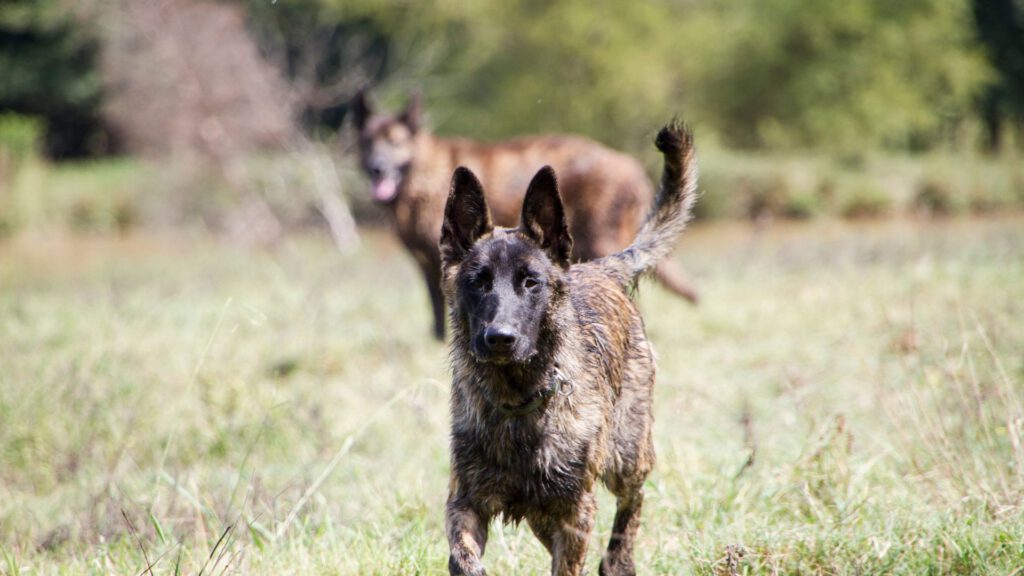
372, 178, 398, 203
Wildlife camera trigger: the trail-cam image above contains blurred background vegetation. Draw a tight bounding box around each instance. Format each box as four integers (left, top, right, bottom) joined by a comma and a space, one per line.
2, 3, 1023, 572
1, 0, 1024, 239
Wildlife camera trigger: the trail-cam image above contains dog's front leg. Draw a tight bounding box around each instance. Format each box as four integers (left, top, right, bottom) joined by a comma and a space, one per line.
599, 487, 644, 576
418, 258, 447, 340
549, 491, 597, 576
445, 499, 489, 576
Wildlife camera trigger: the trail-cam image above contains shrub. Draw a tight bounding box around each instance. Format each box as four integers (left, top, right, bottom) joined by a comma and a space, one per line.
913, 177, 965, 215
0, 114, 44, 236
781, 188, 823, 219
0, 114, 43, 159
689, 150, 748, 220
839, 179, 893, 219
740, 173, 791, 219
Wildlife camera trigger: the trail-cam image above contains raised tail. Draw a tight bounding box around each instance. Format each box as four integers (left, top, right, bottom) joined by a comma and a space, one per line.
600, 120, 698, 287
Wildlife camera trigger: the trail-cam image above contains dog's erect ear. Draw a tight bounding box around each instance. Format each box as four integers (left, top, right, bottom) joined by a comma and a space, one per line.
350, 87, 372, 131
521, 166, 572, 268
401, 91, 423, 133
441, 167, 492, 266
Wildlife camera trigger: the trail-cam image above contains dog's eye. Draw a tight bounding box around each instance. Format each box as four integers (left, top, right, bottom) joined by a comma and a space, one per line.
523, 277, 540, 290
469, 270, 491, 290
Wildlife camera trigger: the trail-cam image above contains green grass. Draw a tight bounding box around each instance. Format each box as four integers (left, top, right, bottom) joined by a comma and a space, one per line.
1, 217, 1022, 574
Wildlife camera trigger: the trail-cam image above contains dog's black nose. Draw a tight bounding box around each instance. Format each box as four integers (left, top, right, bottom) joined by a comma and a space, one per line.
369, 164, 384, 179
484, 326, 517, 352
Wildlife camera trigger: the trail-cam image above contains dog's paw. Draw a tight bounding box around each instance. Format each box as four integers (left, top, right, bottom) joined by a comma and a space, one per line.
599, 556, 637, 576
449, 553, 487, 576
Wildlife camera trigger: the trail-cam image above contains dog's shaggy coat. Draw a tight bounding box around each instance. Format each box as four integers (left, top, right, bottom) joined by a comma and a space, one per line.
440, 121, 698, 575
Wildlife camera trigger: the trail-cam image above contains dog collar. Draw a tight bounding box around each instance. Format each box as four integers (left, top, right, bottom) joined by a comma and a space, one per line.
494, 366, 572, 417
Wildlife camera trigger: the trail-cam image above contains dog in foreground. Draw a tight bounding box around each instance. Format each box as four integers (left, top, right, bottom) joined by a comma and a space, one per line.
440, 121, 698, 575
352, 90, 700, 340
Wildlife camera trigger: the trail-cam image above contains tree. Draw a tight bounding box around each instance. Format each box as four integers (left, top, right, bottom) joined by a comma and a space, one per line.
101, 0, 296, 158
101, 0, 359, 250
698, 0, 991, 151
246, 0, 992, 153
0, 0, 108, 157
972, 0, 1024, 149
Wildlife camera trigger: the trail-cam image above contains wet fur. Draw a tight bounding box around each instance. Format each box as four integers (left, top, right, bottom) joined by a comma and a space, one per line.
351, 90, 700, 340
441, 121, 698, 575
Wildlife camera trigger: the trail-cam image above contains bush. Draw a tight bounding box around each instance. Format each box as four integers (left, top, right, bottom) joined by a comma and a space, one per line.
781, 189, 822, 219
0, 114, 43, 159
0, 114, 44, 236
688, 149, 748, 220
695, 151, 830, 220
913, 178, 965, 215
911, 156, 1024, 217
0, 113, 43, 187
838, 178, 894, 218
47, 160, 143, 234
739, 173, 791, 219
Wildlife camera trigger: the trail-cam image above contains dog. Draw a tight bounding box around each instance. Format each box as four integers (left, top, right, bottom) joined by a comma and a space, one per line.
439, 121, 698, 575
350, 89, 699, 340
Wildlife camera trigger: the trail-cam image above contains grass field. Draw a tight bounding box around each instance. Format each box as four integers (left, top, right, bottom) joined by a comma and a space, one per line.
1, 217, 1022, 575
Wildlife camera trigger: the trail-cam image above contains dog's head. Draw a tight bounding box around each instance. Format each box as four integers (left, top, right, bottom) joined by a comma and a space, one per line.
350, 88, 422, 204
440, 166, 573, 365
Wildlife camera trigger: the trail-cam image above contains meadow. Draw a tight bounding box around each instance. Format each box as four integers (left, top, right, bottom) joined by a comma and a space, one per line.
1, 216, 1022, 574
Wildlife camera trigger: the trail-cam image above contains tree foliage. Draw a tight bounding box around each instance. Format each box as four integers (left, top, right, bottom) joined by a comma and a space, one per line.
256, 0, 994, 153
697, 0, 991, 151
0, 0, 107, 157
972, 0, 1024, 148
0, 0, 1015, 156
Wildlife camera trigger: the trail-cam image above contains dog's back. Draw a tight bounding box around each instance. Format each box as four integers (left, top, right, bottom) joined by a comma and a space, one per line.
437, 134, 653, 258
405, 132, 653, 261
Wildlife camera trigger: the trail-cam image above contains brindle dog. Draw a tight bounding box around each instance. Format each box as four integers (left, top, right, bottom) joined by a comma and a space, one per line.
440, 121, 698, 575
351, 89, 699, 340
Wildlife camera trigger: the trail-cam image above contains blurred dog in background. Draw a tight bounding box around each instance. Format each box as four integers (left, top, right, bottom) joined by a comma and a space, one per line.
350, 89, 700, 340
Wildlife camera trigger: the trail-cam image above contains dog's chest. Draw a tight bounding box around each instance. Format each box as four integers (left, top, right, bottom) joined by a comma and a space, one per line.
393, 193, 443, 249
457, 415, 599, 520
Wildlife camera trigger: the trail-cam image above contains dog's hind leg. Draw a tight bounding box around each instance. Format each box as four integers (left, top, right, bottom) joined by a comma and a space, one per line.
653, 259, 700, 305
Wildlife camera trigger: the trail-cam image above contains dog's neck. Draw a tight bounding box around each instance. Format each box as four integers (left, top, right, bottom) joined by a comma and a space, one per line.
382, 132, 444, 209
472, 352, 558, 399
472, 364, 562, 417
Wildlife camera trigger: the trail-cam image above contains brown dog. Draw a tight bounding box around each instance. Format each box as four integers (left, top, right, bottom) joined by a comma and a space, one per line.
351, 90, 699, 340
440, 121, 698, 575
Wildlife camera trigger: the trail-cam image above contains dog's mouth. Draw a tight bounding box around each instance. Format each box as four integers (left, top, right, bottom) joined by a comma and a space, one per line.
367, 162, 412, 204
471, 341, 537, 366
481, 353, 514, 366
371, 176, 400, 204
472, 347, 514, 365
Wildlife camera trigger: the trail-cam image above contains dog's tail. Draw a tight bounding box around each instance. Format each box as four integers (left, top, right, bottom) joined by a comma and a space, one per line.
599, 120, 698, 287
